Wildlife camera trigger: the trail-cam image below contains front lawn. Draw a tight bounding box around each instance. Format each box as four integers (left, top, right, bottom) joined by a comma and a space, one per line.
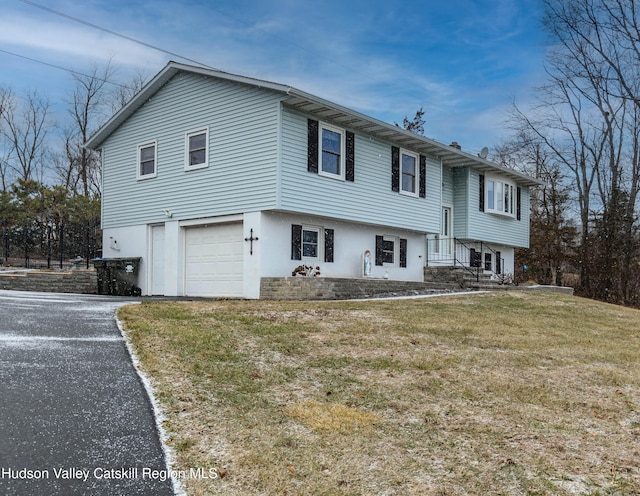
119, 291, 640, 495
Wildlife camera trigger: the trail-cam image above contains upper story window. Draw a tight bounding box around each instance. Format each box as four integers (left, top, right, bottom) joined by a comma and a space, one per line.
138, 141, 157, 179
391, 147, 426, 198
485, 176, 516, 216
401, 150, 419, 196
307, 119, 355, 181
320, 124, 345, 179
185, 128, 209, 171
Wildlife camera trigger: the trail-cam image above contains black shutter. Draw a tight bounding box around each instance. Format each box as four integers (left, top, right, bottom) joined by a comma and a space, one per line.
400, 238, 407, 268
479, 174, 485, 212
391, 146, 400, 192
470, 248, 481, 268
291, 224, 302, 260
496, 251, 502, 274
375, 235, 384, 265
419, 155, 426, 198
346, 131, 355, 182
516, 186, 522, 220
324, 228, 334, 262
307, 119, 318, 173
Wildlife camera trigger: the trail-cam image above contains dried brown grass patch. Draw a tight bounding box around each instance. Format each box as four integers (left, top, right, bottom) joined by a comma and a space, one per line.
284, 400, 380, 432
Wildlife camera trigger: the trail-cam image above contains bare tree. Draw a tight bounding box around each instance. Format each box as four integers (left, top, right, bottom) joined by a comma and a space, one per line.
58, 63, 149, 196
396, 107, 426, 136
508, 0, 640, 304
0, 87, 13, 190
495, 132, 578, 286
109, 69, 148, 113
0, 89, 51, 184
62, 63, 117, 196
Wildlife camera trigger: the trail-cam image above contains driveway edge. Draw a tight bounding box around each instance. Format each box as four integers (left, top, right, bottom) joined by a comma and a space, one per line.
115, 307, 184, 496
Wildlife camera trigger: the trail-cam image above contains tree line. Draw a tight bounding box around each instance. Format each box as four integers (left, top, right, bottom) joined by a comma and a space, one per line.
0, 64, 145, 268
492, 0, 640, 307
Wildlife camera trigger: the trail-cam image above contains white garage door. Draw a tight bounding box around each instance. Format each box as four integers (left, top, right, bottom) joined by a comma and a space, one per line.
185, 223, 243, 297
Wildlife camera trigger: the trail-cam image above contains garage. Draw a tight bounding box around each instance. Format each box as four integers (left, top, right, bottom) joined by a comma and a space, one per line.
184, 223, 244, 297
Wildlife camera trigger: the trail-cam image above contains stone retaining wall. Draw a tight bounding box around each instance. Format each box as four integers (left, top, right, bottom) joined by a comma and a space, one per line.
0, 270, 98, 294
0, 271, 574, 299
424, 266, 468, 285
260, 277, 457, 300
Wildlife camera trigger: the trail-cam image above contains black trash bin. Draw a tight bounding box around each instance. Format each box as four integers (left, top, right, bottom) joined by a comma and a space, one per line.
93, 258, 110, 295
92, 258, 141, 296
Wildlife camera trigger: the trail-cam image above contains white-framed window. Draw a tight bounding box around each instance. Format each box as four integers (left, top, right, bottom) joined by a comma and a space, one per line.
137, 141, 157, 179
375, 234, 408, 268
485, 176, 516, 216
381, 236, 396, 265
291, 224, 335, 263
302, 226, 321, 259
319, 123, 345, 180
185, 128, 209, 171
400, 150, 419, 196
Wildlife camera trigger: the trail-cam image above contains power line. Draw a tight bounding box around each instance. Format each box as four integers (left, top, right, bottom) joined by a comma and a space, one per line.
18, 0, 216, 69
0, 48, 135, 89
20, 0, 346, 80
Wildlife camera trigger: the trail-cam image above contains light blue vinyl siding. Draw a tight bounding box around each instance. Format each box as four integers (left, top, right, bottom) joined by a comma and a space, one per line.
279, 108, 441, 232
458, 168, 530, 247
101, 72, 280, 228
442, 166, 454, 206
452, 168, 468, 237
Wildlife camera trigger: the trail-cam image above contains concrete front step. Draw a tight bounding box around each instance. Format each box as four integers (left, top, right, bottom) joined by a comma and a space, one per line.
425, 266, 512, 289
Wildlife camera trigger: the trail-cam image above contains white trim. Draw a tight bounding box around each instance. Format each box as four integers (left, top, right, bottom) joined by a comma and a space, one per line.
399, 149, 419, 197
440, 205, 453, 256
318, 122, 346, 181
485, 175, 516, 217
184, 128, 209, 171
178, 214, 243, 227
99, 148, 105, 226
137, 141, 157, 180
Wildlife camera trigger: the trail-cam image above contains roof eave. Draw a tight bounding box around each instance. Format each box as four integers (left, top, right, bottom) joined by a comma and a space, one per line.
283, 88, 543, 187
85, 61, 292, 150
85, 63, 180, 150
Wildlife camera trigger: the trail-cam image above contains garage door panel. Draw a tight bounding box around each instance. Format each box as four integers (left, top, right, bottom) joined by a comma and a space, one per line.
185, 223, 243, 297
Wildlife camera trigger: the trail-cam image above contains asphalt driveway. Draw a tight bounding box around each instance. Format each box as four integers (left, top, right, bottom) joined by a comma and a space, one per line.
0, 290, 174, 495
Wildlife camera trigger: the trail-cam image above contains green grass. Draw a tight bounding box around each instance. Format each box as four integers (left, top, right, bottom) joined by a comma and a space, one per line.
118, 291, 640, 495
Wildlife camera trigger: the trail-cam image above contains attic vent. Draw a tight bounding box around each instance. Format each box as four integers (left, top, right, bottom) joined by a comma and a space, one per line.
449, 141, 462, 150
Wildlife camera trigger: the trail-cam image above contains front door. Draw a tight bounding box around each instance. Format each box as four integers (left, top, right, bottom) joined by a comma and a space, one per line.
150, 225, 165, 295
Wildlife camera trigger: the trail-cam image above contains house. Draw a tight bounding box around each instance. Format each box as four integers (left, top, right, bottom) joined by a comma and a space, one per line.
85, 61, 541, 299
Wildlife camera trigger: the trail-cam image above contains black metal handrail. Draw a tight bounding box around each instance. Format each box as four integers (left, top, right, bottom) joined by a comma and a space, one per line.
427, 237, 506, 282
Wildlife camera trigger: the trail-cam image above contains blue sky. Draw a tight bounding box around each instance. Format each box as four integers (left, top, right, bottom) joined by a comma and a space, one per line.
1, 0, 548, 154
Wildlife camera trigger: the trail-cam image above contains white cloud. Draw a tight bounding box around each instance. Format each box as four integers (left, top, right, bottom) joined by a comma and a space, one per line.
0, 15, 166, 70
